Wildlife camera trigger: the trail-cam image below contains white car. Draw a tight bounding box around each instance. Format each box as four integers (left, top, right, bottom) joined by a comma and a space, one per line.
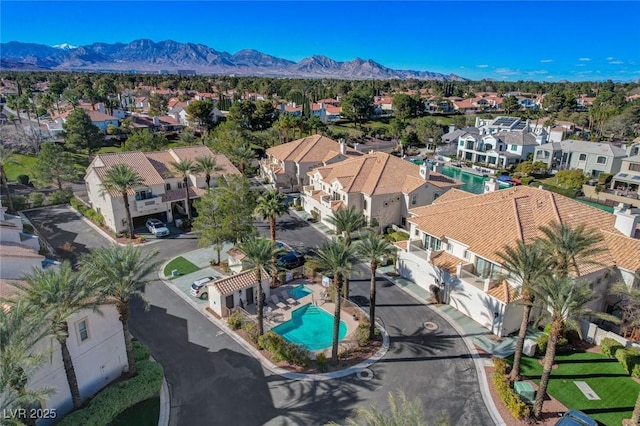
190, 276, 214, 299
146, 218, 170, 237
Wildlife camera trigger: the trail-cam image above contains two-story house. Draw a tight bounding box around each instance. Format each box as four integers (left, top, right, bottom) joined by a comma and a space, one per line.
395, 185, 640, 337
261, 135, 362, 193
85, 146, 240, 234
302, 153, 462, 230
533, 140, 627, 177
611, 155, 640, 193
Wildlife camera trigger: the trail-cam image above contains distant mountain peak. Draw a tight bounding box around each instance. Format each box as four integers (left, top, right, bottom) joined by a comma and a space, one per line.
52, 43, 77, 50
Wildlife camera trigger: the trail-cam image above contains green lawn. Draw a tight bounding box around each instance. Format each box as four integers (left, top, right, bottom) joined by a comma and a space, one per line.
514, 351, 640, 425
163, 256, 200, 278
4, 154, 38, 181
111, 396, 160, 426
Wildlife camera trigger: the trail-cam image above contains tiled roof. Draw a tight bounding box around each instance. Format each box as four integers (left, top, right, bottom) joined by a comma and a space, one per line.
407, 185, 639, 273
208, 270, 261, 295
161, 187, 206, 203
145, 152, 176, 178
226, 247, 246, 261
393, 240, 408, 250
91, 151, 166, 196
266, 134, 360, 164
430, 251, 461, 273
487, 281, 520, 303
310, 152, 461, 196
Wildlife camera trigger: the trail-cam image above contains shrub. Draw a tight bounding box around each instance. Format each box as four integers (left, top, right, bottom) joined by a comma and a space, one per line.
22, 223, 34, 234
56, 359, 164, 426
132, 341, 150, 362
491, 357, 530, 420
316, 353, 328, 373
29, 192, 45, 208
600, 337, 624, 358
355, 322, 371, 347
227, 311, 244, 330
48, 188, 73, 205
520, 176, 535, 185
632, 364, 640, 379
536, 334, 568, 354
4, 195, 28, 211
615, 348, 640, 375
258, 331, 310, 366
242, 322, 259, 344
16, 174, 30, 185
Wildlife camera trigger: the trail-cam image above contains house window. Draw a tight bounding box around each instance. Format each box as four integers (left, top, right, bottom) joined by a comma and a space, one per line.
629, 163, 640, 172
363, 199, 368, 210
166, 183, 171, 190
596, 156, 607, 164
579, 154, 587, 161
459, 141, 464, 146
76, 319, 89, 342
464, 250, 471, 260
510, 144, 517, 152
414, 228, 419, 236
411, 195, 417, 206
178, 181, 183, 189
423, 234, 442, 251
446, 243, 452, 251
135, 189, 152, 201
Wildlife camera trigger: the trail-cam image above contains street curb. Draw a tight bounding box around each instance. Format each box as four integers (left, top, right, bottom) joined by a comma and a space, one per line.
157, 376, 170, 426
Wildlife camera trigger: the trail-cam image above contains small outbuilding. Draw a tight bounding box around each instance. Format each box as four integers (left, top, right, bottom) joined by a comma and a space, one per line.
207, 269, 270, 318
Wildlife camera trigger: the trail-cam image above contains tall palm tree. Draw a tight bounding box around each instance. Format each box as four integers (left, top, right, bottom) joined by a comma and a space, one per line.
100, 164, 144, 240
195, 155, 220, 189
0, 146, 17, 213
79, 244, 160, 376
327, 206, 366, 302
237, 237, 285, 336
255, 190, 289, 286
497, 240, 551, 381
356, 233, 395, 340
538, 221, 603, 278
312, 238, 358, 365
530, 276, 596, 418
170, 159, 197, 220
9, 262, 103, 409
230, 145, 256, 175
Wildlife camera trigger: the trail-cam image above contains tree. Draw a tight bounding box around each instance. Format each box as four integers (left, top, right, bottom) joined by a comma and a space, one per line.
100, 164, 144, 239
327, 206, 366, 301
228, 100, 257, 129
531, 276, 596, 418
63, 108, 104, 156
0, 146, 16, 213
216, 175, 258, 242
392, 94, 415, 122
312, 238, 358, 364
253, 100, 278, 130
515, 161, 535, 175
341, 91, 374, 130
185, 99, 214, 137
79, 244, 160, 376
33, 142, 77, 190
148, 92, 168, 116
230, 145, 256, 175
195, 155, 220, 189
236, 237, 284, 336
496, 240, 551, 381
10, 262, 103, 409
413, 118, 444, 148
356, 233, 395, 340
555, 169, 588, 189
123, 129, 169, 152
192, 191, 232, 264
170, 159, 197, 220
538, 221, 603, 278
255, 190, 289, 285
607, 282, 640, 340
502, 96, 521, 115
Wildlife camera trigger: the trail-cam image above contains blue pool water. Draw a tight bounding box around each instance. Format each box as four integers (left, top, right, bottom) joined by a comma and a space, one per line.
440, 165, 489, 194
289, 285, 313, 300
272, 304, 347, 351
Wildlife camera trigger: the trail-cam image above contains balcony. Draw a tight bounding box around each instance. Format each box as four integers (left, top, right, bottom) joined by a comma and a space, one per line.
135, 196, 163, 213
303, 185, 315, 196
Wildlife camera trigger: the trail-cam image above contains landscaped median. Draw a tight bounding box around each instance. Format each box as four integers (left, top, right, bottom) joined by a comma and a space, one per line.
163, 256, 200, 278
56, 342, 164, 426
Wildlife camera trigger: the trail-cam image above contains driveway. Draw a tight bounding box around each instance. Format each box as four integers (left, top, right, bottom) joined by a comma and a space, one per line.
167, 267, 226, 305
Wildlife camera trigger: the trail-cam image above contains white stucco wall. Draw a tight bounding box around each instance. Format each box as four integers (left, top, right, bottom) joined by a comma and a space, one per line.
207, 278, 270, 318
448, 279, 506, 336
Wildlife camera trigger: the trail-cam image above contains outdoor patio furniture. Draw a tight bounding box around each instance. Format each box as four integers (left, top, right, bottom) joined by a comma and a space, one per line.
283, 291, 298, 305
270, 294, 287, 309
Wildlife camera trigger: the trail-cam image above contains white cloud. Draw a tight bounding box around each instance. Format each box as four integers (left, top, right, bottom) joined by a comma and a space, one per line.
540, 59, 553, 63
528, 70, 549, 75
609, 60, 624, 65
495, 68, 519, 76
606, 56, 614, 61
578, 57, 591, 62
576, 63, 586, 67
477, 64, 489, 68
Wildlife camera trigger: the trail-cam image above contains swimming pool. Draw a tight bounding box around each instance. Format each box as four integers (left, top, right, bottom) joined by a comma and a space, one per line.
272, 304, 347, 351
289, 284, 313, 300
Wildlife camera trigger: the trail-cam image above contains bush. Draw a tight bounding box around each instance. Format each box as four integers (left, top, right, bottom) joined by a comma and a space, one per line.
536, 334, 568, 354
600, 337, 624, 358
22, 223, 34, 234
56, 359, 164, 426
632, 363, 640, 379
597, 173, 613, 184
132, 341, 150, 362
258, 331, 310, 366
16, 174, 30, 185
48, 188, 73, 205
520, 176, 535, 186
491, 357, 530, 420
227, 311, 244, 330
242, 322, 259, 344
355, 322, 371, 347
316, 352, 328, 373
28, 192, 45, 208
615, 348, 640, 375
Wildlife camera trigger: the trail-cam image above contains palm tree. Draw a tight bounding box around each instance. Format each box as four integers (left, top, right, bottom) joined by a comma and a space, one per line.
230, 145, 255, 175
9, 262, 103, 409
538, 221, 603, 278
100, 164, 144, 240
312, 238, 358, 364
237, 237, 285, 336
195, 155, 220, 189
79, 244, 160, 376
0, 146, 17, 213
327, 206, 366, 301
255, 190, 289, 286
530, 276, 596, 418
496, 240, 551, 381
356, 233, 395, 340
170, 159, 197, 220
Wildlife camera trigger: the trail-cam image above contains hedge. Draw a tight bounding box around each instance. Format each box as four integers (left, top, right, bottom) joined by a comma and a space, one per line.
70, 198, 105, 227
633, 364, 640, 379
536, 334, 568, 355
600, 337, 624, 358
56, 359, 164, 426
258, 331, 310, 367
615, 348, 640, 375
132, 341, 151, 362
492, 357, 530, 420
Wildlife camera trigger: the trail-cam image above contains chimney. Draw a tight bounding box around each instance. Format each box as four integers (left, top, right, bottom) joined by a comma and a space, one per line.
353, 142, 360, 152
448, 124, 456, 133
614, 203, 639, 237
419, 162, 430, 181
484, 178, 499, 193
339, 138, 347, 155
153, 116, 160, 127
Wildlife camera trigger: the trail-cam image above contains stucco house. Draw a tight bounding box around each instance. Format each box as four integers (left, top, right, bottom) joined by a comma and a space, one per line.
395, 185, 640, 337
533, 140, 627, 177
260, 134, 362, 193
610, 155, 640, 193
302, 152, 462, 230
85, 146, 240, 234
206, 270, 270, 318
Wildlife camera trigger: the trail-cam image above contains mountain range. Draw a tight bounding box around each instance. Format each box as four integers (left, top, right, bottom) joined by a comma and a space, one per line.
0, 39, 465, 81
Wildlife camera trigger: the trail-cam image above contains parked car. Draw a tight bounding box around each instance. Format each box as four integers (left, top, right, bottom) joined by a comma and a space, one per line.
277, 251, 305, 269
554, 410, 597, 426
146, 218, 170, 237
190, 276, 214, 300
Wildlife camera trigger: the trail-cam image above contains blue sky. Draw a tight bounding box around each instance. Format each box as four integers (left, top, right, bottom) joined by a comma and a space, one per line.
2, 1, 639, 82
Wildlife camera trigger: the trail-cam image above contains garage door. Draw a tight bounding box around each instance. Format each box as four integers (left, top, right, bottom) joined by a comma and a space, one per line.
133, 212, 168, 228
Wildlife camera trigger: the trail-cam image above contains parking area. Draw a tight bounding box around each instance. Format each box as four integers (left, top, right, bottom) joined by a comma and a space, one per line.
168, 266, 227, 305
